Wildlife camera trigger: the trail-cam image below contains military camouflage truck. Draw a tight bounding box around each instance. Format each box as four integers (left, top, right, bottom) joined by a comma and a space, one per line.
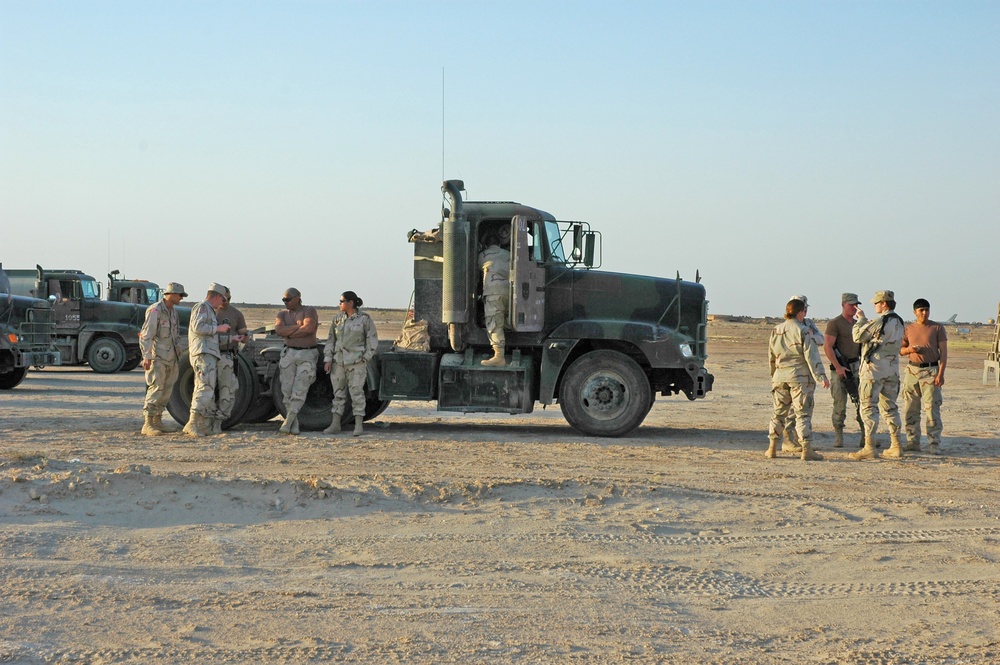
168, 180, 713, 437
0, 264, 62, 389
5, 265, 188, 373
107, 270, 162, 305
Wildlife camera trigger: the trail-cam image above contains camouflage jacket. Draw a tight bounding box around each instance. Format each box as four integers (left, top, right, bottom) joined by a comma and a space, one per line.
478, 245, 510, 298
324, 310, 378, 366
139, 299, 181, 363
769, 318, 828, 385
188, 300, 221, 359
853, 311, 904, 381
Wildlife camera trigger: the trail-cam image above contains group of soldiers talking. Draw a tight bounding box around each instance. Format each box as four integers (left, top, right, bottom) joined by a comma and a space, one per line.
138, 283, 377, 438
768, 290, 949, 462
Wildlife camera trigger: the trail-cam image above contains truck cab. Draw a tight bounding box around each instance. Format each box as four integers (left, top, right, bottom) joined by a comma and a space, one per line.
0, 264, 62, 388
107, 270, 161, 305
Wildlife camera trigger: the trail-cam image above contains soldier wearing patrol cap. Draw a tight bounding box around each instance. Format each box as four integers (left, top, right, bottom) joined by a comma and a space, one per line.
849, 289, 907, 460
823, 293, 864, 448
139, 281, 187, 436
183, 282, 232, 437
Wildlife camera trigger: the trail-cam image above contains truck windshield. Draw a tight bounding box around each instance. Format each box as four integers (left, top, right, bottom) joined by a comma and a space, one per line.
146, 287, 160, 303
80, 279, 100, 299
545, 221, 567, 263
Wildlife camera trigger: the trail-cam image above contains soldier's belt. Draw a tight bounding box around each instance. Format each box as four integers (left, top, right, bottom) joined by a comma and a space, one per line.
909, 361, 939, 368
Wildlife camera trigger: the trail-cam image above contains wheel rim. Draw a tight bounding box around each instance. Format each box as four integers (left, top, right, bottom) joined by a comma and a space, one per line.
577, 370, 630, 421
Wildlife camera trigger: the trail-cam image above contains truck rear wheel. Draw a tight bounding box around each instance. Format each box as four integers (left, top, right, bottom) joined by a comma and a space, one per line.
271, 366, 391, 431
166, 353, 256, 428
0, 367, 28, 389
87, 337, 127, 373
559, 350, 652, 437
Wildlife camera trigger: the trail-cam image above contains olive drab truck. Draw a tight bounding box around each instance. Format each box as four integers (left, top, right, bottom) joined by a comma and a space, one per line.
168, 179, 714, 437
106, 270, 162, 306
5, 265, 189, 373
0, 264, 62, 389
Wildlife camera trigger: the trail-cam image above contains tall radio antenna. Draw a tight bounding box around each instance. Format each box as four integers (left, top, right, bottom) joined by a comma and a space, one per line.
441, 67, 446, 181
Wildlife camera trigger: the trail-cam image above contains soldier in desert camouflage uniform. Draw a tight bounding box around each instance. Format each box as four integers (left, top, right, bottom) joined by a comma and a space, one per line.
211, 287, 248, 435
184, 283, 231, 437
274, 288, 319, 435
139, 282, 186, 436
478, 224, 511, 367
849, 290, 907, 460
782, 295, 826, 452
323, 291, 378, 437
766, 298, 830, 461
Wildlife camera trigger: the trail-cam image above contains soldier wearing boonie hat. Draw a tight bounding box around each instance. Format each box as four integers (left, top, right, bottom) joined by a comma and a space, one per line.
849, 289, 907, 460
138, 281, 187, 436
781, 296, 827, 453
183, 283, 232, 437
822, 292, 864, 448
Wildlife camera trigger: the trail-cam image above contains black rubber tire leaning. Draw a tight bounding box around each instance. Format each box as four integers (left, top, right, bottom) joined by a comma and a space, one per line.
0, 367, 28, 389
271, 362, 391, 432
87, 337, 127, 374
166, 352, 256, 429
558, 349, 652, 437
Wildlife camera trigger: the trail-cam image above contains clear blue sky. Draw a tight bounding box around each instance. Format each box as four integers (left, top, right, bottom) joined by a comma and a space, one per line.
2, 1, 997, 320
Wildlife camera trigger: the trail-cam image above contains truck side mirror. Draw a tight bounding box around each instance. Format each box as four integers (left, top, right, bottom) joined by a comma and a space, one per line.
572, 224, 584, 262
583, 232, 596, 267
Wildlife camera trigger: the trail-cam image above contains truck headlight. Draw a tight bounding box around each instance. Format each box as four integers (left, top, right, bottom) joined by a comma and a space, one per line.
679, 343, 693, 358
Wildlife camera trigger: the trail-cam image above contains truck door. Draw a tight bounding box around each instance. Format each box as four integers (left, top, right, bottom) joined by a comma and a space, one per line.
51, 279, 81, 331
510, 215, 545, 332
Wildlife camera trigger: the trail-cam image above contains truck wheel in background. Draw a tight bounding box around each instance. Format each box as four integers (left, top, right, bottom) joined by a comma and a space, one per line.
87, 337, 127, 373
166, 353, 256, 429
0, 367, 28, 389
240, 395, 280, 424
271, 366, 391, 431
558, 350, 652, 437
121, 355, 142, 371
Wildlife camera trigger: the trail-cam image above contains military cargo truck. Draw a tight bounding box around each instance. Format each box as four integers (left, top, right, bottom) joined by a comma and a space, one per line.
0, 264, 62, 388
107, 270, 161, 305
5, 265, 187, 373
168, 179, 713, 437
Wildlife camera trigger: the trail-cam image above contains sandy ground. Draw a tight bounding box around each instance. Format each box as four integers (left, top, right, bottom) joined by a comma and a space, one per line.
2, 311, 999, 664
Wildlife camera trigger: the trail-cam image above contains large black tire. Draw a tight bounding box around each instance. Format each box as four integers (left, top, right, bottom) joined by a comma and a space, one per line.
87, 337, 127, 374
0, 367, 28, 390
558, 350, 652, 437
271, 364, 391, 432
241, 395, 280, 424
166, 353, 256, 428
122, 355, 142, 372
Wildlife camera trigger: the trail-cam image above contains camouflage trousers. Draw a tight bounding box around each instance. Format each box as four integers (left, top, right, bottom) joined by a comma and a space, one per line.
859, 375, 902, 441
215, 353, 239, 421
902, 365, 943, 445
769, 379, 816, 443
190, 354, 219, 418
331, 361, 367, 418
829, 361, 860, 430
279, 347, 318, 415
144, 358, 178, 415
483, 295, 507, 347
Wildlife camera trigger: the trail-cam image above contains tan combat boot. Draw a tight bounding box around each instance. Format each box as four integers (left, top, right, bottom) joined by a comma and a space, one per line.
352, 417, 363, 437
278, 412, 297, 435
323, 415, 342, 435
152, 412, 180, 433
781, 428, 802, 453
183, 413, 207, 438
481, 345, 507, 367
141, 412, 163, 437
765, 436, 779, 459
882, 434, 904, 459
849, 437, 878, 460
928, 442, 940, 455
833, 428, 844, 448
903, 436, 921, 452
210, 417, 223, 436
800, 440, 824, 461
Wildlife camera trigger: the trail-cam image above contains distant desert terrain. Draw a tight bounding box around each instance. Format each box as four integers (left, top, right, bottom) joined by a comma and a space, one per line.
2, 314, 998, 664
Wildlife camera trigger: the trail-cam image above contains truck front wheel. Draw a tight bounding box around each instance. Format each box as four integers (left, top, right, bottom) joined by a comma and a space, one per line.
0, 367, 28, 389
559, 350, 652, 437
87, 337, 126, 373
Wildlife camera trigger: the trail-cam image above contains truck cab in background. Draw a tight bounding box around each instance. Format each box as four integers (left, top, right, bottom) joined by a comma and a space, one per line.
0, 264, 62, 388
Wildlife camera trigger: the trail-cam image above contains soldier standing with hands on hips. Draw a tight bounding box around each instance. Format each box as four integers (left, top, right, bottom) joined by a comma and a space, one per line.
184, 283, 231, 437
900, 298, 948, 455
139, 282, 186, 436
